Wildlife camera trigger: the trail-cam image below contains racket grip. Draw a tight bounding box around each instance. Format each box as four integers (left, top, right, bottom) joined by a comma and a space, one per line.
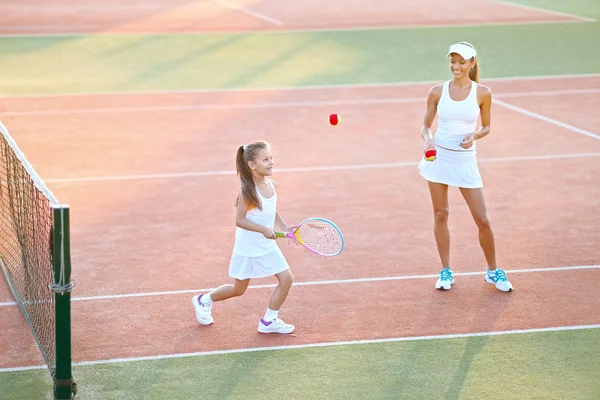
275, 232, 287, 238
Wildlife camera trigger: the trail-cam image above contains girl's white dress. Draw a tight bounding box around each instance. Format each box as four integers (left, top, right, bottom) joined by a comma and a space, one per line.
229, 179, 289, 280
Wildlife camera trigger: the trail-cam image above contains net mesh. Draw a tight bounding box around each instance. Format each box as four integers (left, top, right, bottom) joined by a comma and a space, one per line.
298, 219, 344, 256
0, 121, 58, 373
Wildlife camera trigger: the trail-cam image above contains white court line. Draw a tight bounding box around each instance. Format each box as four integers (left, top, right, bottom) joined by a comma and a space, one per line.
212, 0, 282, 26
1, 264, 598, 307
2, 323, 599, 372
0, 17, 592, 38
486, 0, 596, 22
494, 99, 600, 141
37, 153, 600, 184
2, 73, 600, 99
2, 88, 600, 117
0, 4, 172, 11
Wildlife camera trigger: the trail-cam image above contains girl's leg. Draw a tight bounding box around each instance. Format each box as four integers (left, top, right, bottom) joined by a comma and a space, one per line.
259, 269, 295, 334
208, 279, 251, 302
458, 187, 496, 270
428, 181, 451, 269
193, 279, 250, 326
268, 269, 294, 311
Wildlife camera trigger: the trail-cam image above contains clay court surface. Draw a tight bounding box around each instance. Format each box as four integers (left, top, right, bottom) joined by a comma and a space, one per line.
0, 0, 591, 34
0, 1, 599, 398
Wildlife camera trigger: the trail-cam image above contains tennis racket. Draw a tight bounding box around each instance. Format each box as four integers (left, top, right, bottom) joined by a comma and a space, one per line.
275, 217, 344, 257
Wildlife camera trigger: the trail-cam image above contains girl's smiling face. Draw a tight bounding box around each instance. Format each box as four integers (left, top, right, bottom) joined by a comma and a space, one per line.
249, 147, 274, 177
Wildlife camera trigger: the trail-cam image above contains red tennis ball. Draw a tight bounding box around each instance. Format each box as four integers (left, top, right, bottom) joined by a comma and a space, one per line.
329, 114, 341, 126
425, 149, 436, 161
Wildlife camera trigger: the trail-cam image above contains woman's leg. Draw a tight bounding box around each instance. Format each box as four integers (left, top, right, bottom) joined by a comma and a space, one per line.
458, 187, 496, 270
428, 181, 451, 269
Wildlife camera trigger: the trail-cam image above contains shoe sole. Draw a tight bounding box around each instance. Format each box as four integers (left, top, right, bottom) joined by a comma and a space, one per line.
435, 278, 454, 290
258, 327, 295, 334
485, 276, 514, 292
192, 296, 214, 325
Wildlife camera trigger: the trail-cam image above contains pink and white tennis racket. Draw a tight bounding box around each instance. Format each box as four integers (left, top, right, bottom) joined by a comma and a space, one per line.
275, 217, 344, 257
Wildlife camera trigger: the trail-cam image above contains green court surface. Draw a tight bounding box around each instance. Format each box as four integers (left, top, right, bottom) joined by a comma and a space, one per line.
0, 1, 599, 95
1, 0, 599, 399
2, 329, 599, 400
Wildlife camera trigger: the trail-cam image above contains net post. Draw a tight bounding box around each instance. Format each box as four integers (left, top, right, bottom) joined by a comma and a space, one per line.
52, 204, 76, 399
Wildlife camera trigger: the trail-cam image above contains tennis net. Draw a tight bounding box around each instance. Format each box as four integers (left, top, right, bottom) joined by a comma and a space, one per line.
0, 120, 76, 399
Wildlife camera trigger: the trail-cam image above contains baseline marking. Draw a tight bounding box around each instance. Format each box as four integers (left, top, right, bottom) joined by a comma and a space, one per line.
486, 0, 596, 22
0, 18, 592, 39
212, 0, 283, 26
2, 73, 600, 99
2, 264, 598, 307
494, 99, 600, 140
36, 153, 600, 184
2, 324, 599, 372
2, 89, 600, 117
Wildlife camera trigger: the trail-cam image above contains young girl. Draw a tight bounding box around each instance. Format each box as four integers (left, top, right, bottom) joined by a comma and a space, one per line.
193, 141, 296, 334
418, 41, 513, 292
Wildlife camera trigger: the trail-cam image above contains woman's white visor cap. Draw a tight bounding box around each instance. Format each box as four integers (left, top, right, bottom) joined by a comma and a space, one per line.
448, 43, 477, 60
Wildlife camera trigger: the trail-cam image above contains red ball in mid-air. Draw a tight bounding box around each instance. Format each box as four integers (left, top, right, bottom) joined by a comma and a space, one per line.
329, 114, 341, 126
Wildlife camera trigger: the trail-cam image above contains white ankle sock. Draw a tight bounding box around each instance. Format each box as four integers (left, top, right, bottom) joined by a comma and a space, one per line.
200, 293, 213, 305
264, 308, 279, 322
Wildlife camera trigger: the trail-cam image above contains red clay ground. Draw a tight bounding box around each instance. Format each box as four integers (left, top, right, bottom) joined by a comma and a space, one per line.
1, 77, 599, 369
0, 0, 587, 35
0, 78, 599, 301
2, 268, 600, 368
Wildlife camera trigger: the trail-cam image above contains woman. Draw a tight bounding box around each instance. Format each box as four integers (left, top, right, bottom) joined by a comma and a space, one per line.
418, 41, 513, 292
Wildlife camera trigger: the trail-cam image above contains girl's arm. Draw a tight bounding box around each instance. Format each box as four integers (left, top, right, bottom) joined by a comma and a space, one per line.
271, 181, 295, 233
235, 191, 275, 239
274, 211, 289, 232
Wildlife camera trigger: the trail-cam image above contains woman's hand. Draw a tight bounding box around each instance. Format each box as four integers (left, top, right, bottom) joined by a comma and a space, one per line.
424, 137, 435, 153
460, 133, 476, 149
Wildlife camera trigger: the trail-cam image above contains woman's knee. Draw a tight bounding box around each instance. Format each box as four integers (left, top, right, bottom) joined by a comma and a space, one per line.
434, 208, 449, 223
474, 214, 492, 229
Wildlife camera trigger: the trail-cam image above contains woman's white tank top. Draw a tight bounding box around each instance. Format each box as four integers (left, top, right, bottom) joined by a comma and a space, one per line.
232, 179, 278, 257
434, 80, 480, 151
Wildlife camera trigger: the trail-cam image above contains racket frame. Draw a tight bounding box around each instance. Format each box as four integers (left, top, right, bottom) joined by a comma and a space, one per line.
275, 217, 344, 257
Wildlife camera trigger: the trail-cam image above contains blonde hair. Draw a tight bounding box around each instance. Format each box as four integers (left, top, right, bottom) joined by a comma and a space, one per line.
234, 141, 270, 210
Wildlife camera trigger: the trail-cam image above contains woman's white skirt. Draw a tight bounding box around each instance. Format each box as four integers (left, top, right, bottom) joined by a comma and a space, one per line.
418, 145, 483, 189
229, 247, 290, 280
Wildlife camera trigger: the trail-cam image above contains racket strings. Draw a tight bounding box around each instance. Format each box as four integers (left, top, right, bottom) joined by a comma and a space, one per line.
298, 220, 343, 256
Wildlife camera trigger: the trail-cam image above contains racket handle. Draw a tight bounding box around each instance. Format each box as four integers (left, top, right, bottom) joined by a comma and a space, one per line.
275, 232, 287, 238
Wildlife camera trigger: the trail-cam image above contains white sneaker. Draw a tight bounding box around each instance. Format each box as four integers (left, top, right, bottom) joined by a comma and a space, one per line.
258, 318, 295, 334
192, 294, 214, 325
435, 268, 454, 290
485, 268, 513, 292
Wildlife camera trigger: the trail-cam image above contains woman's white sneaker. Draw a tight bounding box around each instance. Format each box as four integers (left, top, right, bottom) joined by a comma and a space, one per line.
435, 268, 454, 290
485, 268, 513, 292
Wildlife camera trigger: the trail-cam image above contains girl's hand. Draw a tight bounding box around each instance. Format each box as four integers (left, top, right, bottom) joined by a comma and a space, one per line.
460, 133, 476, 149
282, 225, 299, 245
284, 225, 298, 233
262, 227, 276, 240
424, 137, 435, 153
